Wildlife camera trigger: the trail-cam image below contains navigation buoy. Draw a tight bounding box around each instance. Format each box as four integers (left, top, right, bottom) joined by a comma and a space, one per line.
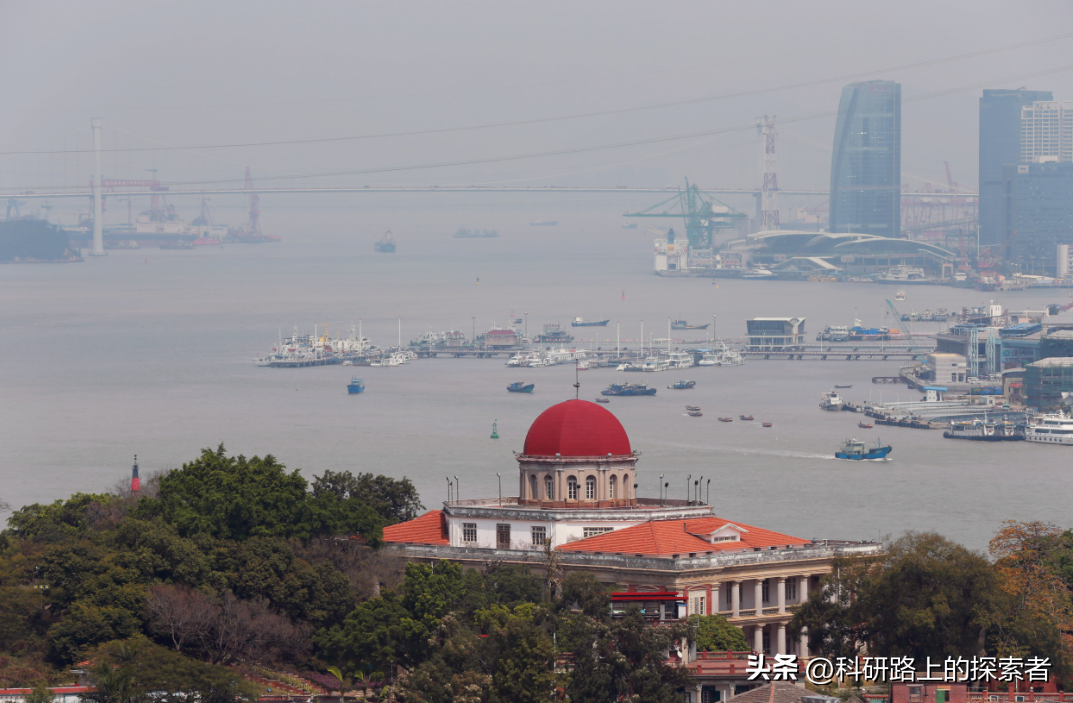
491, 419, 499, 439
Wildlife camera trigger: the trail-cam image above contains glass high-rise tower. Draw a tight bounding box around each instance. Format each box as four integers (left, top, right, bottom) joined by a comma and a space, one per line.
979, 89, 1052, 247
829, 80, 901, 238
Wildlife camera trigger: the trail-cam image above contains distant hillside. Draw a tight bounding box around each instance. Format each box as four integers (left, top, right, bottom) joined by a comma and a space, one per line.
0, 219, 82, 262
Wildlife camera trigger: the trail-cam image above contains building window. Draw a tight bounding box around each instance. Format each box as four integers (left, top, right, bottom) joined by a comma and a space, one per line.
726, 588, 732, 606
462, 523, 477, 543
761, 580, 770, 603
568, 477, 578, 500
529, 474, 537, 499
908, 687, 923, 703
545, 475, 554, 500
583, 527, 613, 539
585, 475, 596, 500
690, 594, 706, 616
531, 526, 547, 547
762, 630, 770, 654
497, 524, 511, 550
786, 579, 797, 601
609, 475, 616, 499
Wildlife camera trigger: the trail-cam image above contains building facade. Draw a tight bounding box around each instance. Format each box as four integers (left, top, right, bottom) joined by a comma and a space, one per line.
1008, 162, 1073, 275
1024, 357, 1073, 408
829, 81, 901, 239
384, 398, 882, 663
745, 318, 806, 351
979, 89, 1052, 247
1021, 100, 1073, 164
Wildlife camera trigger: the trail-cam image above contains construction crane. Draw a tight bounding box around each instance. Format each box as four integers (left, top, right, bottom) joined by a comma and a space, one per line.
623, 178, 746, 249
885, 299, 919, 348
978, 230, 1018, 272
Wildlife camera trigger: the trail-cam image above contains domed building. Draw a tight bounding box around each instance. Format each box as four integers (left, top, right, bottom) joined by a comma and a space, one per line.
384, 398, 880, 667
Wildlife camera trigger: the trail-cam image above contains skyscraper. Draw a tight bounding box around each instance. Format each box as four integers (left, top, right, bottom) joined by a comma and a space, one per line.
1021, 100, 1073, 164
979, 89, 1052, 247
1008, 162, 1073, 276
829, 80, 901, 238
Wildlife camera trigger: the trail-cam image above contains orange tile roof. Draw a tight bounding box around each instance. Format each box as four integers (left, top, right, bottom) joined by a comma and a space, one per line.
558, 516, 809, 557
383, 510, 449, 546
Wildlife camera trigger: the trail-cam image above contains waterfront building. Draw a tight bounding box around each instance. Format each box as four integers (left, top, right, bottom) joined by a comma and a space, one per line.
979, 89, 1052, 247
1021, 100, 1073, 164
829, 81, 901, 239
1007, 162, 1073, 275
383, 398, 882, 661
744, 318, 806, 351
1024, 357, 1073, 409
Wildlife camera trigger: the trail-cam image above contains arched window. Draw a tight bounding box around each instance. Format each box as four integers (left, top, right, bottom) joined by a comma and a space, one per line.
585, 475, 596, 500
567, 477, 578, 500
622, 477, 630, 500
529, 474, 538, 500
608, 475, 617, 500
545, 475, 554, 500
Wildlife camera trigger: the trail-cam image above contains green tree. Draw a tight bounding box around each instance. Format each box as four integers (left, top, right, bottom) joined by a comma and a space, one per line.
25, 682, 54, 703
79, 644, 150, 703
558, 571, 610, 618
790, 531, 996, 661
692, 614, 749, 651
316, 589, 413, 673
311, 470, 423, 524
7, 493, 120, 541
135, 445, 308, 541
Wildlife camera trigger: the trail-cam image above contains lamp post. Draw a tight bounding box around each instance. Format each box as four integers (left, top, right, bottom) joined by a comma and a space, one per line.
686, 474, 691, 504
454, 475, 460, 501
697, 475, 703, 504
496, 472, 502, 505
446, 477, 452, 503
706, 479, 711, 505
694, 480, 699, 504
659, 473, 664, 507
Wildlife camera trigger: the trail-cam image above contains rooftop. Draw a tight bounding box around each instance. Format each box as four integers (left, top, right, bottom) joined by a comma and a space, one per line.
727, 682, 818, 703
522, 399, 632, 458
382, 509, 449, 546
1028, 357, 1073, 368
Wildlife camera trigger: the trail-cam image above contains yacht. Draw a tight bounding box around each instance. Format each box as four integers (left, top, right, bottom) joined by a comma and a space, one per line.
1024, 412, 1073, 446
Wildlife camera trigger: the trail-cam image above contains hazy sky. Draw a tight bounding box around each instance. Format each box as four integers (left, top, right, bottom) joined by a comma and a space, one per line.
2, 1, 1071, 197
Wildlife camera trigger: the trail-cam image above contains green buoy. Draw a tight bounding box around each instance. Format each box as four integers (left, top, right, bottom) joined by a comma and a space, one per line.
491, 419, 499, 439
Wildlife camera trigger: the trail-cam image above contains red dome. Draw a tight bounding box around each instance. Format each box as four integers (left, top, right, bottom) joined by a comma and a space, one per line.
523, 400, 632, 457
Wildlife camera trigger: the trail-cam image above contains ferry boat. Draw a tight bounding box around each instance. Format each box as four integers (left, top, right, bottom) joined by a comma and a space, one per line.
507, 382, 535, 393
943, 418, 1002, 441
817, 325, 849, 342
347, 377, 365, 394
835, 438, 892, 460
819, 390, 845, 411
571, 317, 610, 327
877, 265, 927, 284
1024, 412, 1073, 445
741, 267, 776, 279
668, 380, 696, 390
671, 320, 710, 330
374, 230, 396, 253
601, 383, 657, 396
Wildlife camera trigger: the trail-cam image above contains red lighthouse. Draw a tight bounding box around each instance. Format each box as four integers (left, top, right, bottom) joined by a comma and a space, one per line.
131, 455, 140, 494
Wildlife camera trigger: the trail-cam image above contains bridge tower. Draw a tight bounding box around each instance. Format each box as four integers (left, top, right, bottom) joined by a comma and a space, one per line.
89, 117, 105, 256
758, 115, 779, 231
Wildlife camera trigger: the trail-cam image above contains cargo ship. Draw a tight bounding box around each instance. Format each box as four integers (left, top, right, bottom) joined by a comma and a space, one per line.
835, 438, 892, 460
374, 230, 396, 253
507, 382, 535, 393
571, 317, 610, 327
601, 383, 657, 396
453, 227, 499, 238
671, 320, 710, 330
535, 324, 574, 344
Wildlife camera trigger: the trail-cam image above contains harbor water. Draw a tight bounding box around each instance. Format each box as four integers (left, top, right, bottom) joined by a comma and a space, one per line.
2, 212, 1070, 552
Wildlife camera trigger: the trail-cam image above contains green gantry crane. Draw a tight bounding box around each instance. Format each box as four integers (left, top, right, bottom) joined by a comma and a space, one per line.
623, 178, 747, 249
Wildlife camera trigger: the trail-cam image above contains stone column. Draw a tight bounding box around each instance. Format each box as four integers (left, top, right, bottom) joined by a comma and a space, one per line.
754, 580, 764, 617
776, 623, 786, 655
710, 583, 719, 615
799, 627, 809, 658
753, 624, 764, 653
798, 575, 808, 604
777, 578, 786, 614
731, 581, 740, 618
705, 584, 713, 615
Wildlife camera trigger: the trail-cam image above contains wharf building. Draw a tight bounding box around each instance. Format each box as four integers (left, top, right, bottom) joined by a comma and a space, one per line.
829, 80, 901, 240
979, 89, 1053, 248
384, 398, 882, 661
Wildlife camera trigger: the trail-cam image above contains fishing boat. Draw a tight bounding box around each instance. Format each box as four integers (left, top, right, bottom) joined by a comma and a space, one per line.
571, 317, 610, 327
601, 383, 657, 396
668, 380, 696, 390
895, 289, 906, 301
685, 405, 701, 412
762, 421, 773, 428
671, 320, 710, 330
718, 417, 733, 423
347, 377, 365, 394
507, 382, 535, 393
819, 390, 845, 411
858, 421, 873, 429
595, 398, 610, 404
835, 437, 892, 460
739, 415, 754, 421
687, 410, 703, 417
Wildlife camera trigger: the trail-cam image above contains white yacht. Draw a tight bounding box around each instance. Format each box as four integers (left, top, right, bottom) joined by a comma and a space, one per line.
1024, 413, 1073, 446
665, 350, 695, 369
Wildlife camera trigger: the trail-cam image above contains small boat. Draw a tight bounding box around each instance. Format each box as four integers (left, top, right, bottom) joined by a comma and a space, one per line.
858, 421, 873, 429
835, 437, 892, 460
374, 230, 396, 253
347, 377, 365, 394
668, 380, 696, 390
718, 417, 733, 423
671, 320, 711, 330
572, 317, 610, 327
687, 410, 703, 417
895, 289, 906, 301
762, 421, 773, 428
685, 405, 701, 412
834, 384, 853, 389
739, 414, 754, 421
576, 360, 591, 371
595, 398, 610, 404
507, 382, 535, 393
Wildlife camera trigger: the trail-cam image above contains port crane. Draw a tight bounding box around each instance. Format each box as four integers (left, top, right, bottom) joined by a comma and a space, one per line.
623, 178, 746, 249
885, 299, 921, 351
